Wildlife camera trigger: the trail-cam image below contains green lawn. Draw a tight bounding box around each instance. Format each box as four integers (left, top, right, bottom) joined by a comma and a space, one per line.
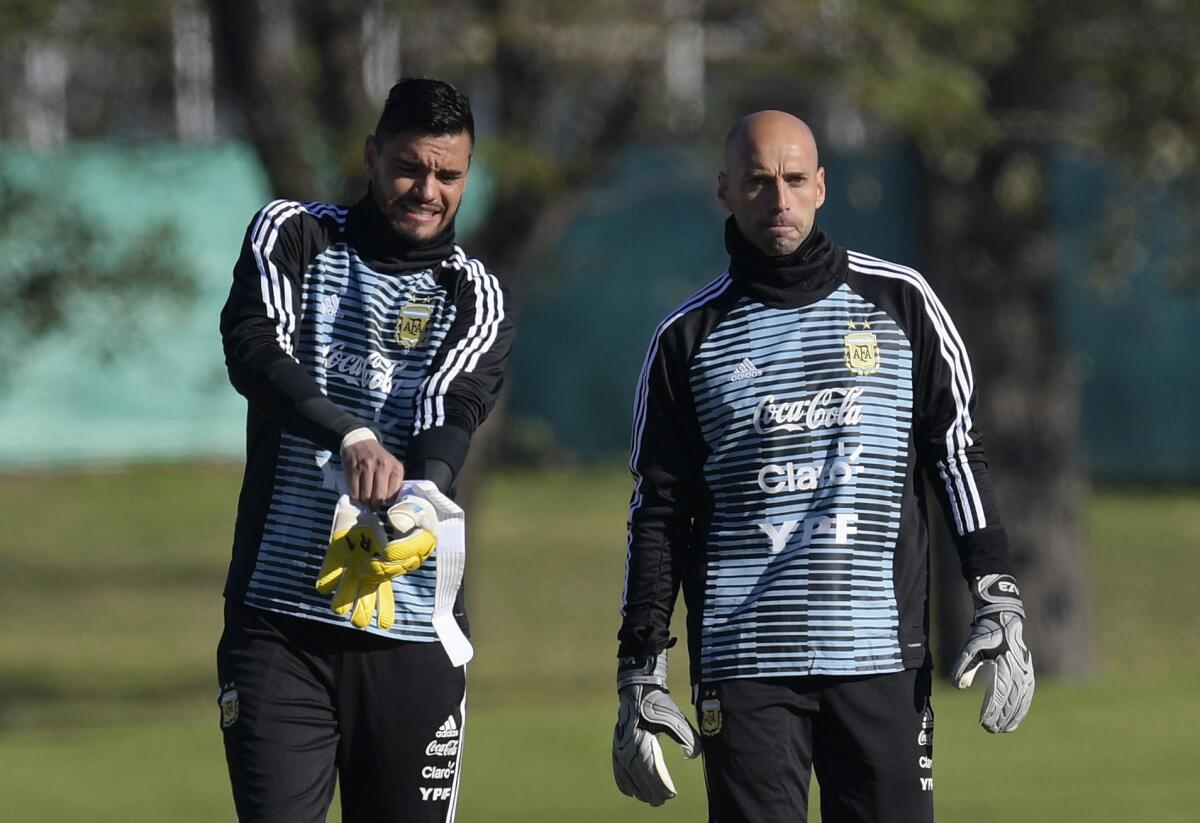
0, 464, 1197, 821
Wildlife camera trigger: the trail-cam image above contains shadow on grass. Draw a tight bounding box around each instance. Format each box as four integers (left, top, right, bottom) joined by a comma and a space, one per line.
0, 560, 226, 590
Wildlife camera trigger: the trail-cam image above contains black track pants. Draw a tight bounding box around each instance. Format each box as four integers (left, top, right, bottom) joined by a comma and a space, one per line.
697, 669, 934, 823
217, 601, 466, 823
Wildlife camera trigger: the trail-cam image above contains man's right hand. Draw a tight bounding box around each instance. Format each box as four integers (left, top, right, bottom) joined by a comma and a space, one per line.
340, 430, 404, 509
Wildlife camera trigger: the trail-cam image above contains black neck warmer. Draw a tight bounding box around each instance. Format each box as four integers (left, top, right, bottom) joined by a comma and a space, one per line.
345, 185, 457, 273
725, 216, 847, 307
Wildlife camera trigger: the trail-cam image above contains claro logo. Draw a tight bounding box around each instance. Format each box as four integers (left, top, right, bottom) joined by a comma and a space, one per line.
753, 387, 864, 434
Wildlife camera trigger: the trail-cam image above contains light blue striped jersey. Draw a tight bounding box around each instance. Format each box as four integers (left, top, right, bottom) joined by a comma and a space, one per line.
621, 231, 1009, 684
690, 284, 913, 678
221, 198, 512, 641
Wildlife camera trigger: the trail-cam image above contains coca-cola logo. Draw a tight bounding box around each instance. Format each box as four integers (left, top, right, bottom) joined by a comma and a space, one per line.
323, 342, 405, 395
753, 387, 864, 434
425, 739, 460, 757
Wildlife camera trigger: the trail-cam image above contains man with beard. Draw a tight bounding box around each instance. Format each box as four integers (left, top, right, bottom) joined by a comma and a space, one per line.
612, 110, 1034, 822
217, 78, 512, 822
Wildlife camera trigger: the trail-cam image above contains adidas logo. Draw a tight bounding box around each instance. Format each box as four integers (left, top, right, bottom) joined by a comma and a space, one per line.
730, 358, 763, 382
435, 715, 459, 739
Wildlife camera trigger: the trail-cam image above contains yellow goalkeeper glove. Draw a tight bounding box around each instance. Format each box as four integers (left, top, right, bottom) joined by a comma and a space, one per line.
316, 495, 439, 630
316, 496, 391, 629
380, 494, 440, 567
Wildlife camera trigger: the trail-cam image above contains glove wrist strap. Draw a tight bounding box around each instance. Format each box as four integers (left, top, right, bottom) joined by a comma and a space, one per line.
617, 649, 669, 690
970, 573, 1026, 619
403, 480, 473, 667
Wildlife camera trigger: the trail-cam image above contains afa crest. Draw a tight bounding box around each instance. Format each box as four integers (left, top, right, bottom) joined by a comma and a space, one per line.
395, 299, 434, 349
843, 320, 880, 376
218, 684, 239, 728
699, 692, 723, 737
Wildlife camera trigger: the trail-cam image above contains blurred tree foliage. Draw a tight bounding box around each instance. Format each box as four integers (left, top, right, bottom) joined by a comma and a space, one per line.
0, 0, 193, 379
0, 0, 182, 138
205, 0, 664, 277
0, 171, 194, 380
3, 0, 1198, 676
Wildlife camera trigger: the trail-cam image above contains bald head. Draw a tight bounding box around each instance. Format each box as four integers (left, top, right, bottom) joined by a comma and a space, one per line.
723, 110, 819, 172
718, 110, 826, 256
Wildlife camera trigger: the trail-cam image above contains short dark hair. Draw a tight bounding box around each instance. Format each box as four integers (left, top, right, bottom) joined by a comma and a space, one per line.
374, 77, 475, 144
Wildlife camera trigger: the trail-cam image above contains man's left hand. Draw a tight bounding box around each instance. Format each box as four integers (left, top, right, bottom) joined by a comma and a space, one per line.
612, 651, 700, 806
952, 573, 1035, 733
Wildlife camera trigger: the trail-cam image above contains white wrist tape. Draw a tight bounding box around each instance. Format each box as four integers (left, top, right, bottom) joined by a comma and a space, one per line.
340, 427, 378, 450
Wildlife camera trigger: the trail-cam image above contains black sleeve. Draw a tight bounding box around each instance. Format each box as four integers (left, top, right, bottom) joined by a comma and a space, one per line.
617, 320, 707, 659
406, 262, 514, 480
911, 281, 1014, 580
219, 201, 361, 453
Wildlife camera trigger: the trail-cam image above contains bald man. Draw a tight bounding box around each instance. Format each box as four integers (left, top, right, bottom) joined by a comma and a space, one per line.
612, 111, 1034, 822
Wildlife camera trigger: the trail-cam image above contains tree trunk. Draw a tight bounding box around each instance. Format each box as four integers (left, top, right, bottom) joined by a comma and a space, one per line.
922, 0, 1092, 678
922, 145, 1091, 679
208, 0, 321, 201
298, 0, 374, 202
455, 16, 651, 504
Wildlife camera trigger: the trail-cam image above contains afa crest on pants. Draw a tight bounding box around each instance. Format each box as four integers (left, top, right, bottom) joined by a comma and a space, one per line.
219, 683, 239, 728
699, 692, 723, 737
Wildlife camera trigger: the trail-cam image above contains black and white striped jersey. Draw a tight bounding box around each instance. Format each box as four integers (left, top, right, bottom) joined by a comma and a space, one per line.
220, 194, 512, 641
619, 222, 1012, 684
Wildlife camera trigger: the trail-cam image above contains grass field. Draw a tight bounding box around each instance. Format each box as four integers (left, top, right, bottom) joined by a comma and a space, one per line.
0, 464, 1197, 821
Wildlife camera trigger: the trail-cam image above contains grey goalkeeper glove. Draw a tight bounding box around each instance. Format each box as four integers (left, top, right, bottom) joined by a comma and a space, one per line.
612, 651, 700, 806
952, 573, 1035, 733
